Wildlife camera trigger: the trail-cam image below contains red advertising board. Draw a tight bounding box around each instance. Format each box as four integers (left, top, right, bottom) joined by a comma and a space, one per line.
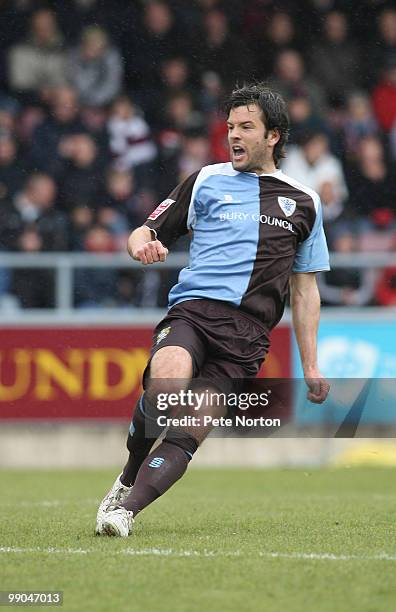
0, 326, 291, 420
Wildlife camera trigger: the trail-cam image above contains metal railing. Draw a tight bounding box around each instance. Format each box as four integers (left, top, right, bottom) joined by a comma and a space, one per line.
0, 252, 188, 311
0, 251, 395, 320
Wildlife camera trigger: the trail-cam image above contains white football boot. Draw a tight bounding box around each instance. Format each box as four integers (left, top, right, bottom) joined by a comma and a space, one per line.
95, 473, 132, 535
101, 507, 134, 537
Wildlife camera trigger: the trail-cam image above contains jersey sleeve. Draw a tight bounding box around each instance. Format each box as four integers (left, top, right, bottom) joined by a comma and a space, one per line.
292, 197, 330, 273
144, 171, 199, 247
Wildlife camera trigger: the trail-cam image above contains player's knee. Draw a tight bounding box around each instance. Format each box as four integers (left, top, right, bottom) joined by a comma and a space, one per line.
150, 346, 193, 378
145, 348, 193, 411
145, 378, 191, 415
164, 428, 199, 461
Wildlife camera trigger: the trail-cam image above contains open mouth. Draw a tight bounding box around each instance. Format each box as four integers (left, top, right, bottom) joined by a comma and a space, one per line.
232, 145, 246, 162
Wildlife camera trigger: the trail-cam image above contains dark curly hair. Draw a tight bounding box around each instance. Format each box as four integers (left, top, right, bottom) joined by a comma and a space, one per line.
224, 83, 289, 168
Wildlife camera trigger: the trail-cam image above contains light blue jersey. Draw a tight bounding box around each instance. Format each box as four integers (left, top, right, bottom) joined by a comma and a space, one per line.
145, 163, 329, 328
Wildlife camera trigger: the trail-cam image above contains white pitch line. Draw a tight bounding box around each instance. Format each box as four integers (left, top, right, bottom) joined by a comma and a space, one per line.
0, 547, 395, 561
259, 552, 396, 562
0, 547, 88, 555
0, 499, 100, 508
2, 495, 396, 508
121, 548, 241, 557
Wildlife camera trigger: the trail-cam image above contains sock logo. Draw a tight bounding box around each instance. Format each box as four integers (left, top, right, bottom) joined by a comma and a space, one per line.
149, 457, 165, 468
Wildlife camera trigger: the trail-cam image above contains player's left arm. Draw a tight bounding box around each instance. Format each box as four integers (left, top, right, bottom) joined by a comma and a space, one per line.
289, 272, 330, 404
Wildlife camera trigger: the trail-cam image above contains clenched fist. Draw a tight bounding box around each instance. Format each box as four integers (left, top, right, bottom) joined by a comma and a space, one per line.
132, 240, 169, 265
304, 374, 330, 404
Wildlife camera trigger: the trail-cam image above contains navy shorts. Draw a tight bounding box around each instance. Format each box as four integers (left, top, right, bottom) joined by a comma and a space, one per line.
144, 298, 270, 385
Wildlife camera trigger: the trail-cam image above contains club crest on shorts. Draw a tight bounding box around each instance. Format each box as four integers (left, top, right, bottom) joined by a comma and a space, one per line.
156, 325, 171, 344
278, 196, 296, 217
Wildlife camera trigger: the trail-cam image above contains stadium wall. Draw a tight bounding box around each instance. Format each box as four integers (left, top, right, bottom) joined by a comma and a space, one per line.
0, 324, 290, 420
1, 309, 395, 467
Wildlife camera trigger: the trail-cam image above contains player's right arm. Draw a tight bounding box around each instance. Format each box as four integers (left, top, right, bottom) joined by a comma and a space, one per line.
129, 170, 200, 266
127, 226, 168, 265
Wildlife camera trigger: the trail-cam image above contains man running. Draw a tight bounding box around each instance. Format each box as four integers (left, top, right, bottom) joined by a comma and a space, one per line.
96, 83, 330, 537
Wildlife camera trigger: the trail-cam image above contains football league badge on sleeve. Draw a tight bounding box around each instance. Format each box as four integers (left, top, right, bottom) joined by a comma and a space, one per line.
148, 199, 176, 220
278, 196, 296, 217
156, 326, 171, 345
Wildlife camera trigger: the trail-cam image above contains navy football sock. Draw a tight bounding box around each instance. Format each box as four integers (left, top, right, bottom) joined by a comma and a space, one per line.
121, 432, 198, 515
120, 395, 164, 486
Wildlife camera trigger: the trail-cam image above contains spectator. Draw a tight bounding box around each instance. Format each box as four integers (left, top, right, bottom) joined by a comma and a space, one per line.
68, 205, 95, 251
54, 0, 131, 45
0, 0, 33, 90
200, 70, 225, 116
371, 58, 396, 133
1, 173, 68, 308
96, 207, 129, 251
11, 173, 67, 251
157, 91, 205, 175
0, 94, 20, 134
67, 26, 123, 108
80, 105, 110, 166
16, 105, 46, 148
311, 11, 362, 106
197, 9, 253, 88
287, 95, 330, 146
160, 56, 193, 96
0, 133, 28, 201
341, 92, 378, 160
0, 122, 20, 295
281, 131, 348, 223
375, 266, 396, 306
8, 9, 66, 97
163, 91, 204, 132
346, 135, 396, 224
377, 7, 396, 65
177, 131, 212, 182
364, 7, 396, 88
124, 0, 184, 93
115, 271, 138, 307
317, 230, 376, 306
0, 262, 10, 300
208, 115, 228, 163
59, 134, 104, 211
11, 228, 56, 308
29, 85, 85, 176
142, 55, 195, 127
103, 169, 151, 228
74, 225, 118, 307
270, 49, 327, 114
390, 120, 396, 162
252, 11, 303, 78
0, 0, 394, 311
200, 71, 228, 162
107, 95, 157, 183
158, 127, 212, 195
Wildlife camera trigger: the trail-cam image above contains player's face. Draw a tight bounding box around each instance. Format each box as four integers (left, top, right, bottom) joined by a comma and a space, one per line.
227, 104, 279, 174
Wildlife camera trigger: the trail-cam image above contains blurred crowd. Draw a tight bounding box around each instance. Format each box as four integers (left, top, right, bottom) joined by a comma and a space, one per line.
0, 0, 396, 308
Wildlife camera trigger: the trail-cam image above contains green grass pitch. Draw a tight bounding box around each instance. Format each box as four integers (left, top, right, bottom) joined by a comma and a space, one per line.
0, 467, 395, 612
